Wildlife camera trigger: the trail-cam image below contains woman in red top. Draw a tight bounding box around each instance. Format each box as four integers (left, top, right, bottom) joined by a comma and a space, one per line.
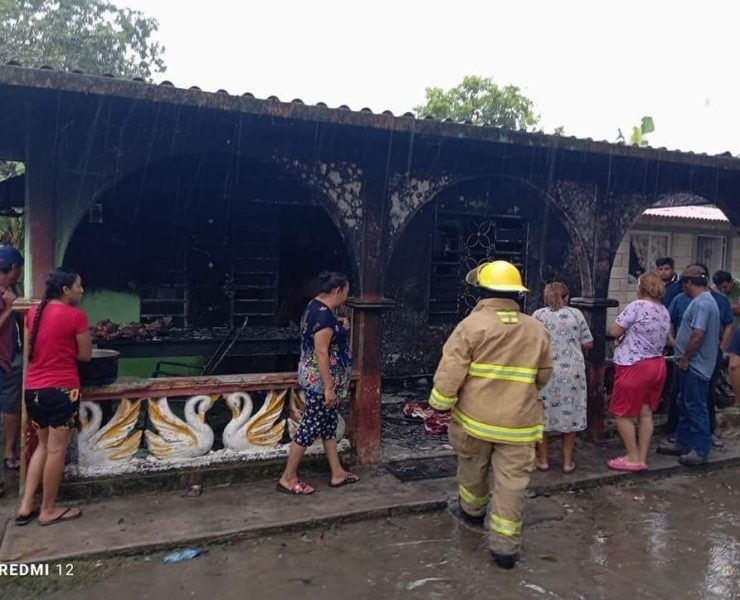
16, 269, 92, 526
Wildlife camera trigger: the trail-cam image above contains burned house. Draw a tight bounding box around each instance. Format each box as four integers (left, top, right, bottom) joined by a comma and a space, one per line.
2, 64, 740, 464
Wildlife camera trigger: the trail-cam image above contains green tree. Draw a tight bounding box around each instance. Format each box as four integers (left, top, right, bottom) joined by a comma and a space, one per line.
0, 161, 24, 249
0, 0, 166, 80
414, 75, 539, 130
0, 0, 166, 257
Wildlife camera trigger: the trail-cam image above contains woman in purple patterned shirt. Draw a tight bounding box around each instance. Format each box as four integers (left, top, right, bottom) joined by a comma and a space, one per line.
607, 273, 671, 472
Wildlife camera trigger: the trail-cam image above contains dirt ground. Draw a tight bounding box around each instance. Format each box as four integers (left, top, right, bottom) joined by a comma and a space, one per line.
2, 467, 739, 600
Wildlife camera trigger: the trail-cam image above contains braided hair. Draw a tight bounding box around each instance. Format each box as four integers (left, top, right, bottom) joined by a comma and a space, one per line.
28, 268, 80, 362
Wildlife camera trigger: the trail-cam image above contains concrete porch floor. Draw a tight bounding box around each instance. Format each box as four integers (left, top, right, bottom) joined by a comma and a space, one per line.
2, 432, 740, 563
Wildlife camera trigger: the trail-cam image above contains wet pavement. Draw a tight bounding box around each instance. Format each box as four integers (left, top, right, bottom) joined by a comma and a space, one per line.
2, 468, 739, 599
2, 426, 740, 565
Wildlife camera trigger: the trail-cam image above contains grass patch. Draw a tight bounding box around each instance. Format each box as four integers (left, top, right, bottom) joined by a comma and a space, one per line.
0, 554, 149, 598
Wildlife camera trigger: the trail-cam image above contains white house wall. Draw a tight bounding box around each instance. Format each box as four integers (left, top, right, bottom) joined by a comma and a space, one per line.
606, 216, 739, 323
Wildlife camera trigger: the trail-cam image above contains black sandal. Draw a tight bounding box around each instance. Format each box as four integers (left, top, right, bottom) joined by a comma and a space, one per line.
39, 507, 82, 526
15, 509, 39, 526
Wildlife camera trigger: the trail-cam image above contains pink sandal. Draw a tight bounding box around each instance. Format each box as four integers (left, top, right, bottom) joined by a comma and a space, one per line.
276, 479, 315, 495
607, 457, 647, 472
329, 472, 360, 488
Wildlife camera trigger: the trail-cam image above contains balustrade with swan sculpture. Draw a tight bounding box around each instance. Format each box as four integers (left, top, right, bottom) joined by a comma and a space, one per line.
73, 385, 348, 473
78, 399, 143, 467
145, 395, 216, 460
222, 391, 288, 451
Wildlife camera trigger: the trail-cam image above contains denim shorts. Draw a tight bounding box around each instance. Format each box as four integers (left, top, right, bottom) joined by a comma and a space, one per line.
25, 388, 81, 430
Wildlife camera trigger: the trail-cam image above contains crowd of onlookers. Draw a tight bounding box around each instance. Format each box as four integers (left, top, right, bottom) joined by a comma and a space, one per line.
532, 256, 740, 472
648, 258, 740, 464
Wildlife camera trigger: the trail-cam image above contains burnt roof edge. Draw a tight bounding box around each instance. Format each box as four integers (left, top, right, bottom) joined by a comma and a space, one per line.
1, 65, 739, 171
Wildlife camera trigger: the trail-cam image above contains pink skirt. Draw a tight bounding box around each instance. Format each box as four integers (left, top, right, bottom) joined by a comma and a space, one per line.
609, 357, 666, 418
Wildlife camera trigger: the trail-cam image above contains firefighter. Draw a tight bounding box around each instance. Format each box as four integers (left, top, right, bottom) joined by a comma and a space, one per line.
429, 260, 552, 569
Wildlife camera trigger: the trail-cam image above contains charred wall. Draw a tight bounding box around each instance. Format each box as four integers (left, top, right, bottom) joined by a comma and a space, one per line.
381, 175, 576, 378
63, 152, 353, 330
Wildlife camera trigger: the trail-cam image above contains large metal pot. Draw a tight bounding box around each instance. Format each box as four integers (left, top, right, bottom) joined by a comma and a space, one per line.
78, 349, 120, 387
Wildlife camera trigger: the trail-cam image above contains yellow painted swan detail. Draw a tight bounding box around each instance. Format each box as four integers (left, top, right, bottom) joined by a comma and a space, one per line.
78, 399, 143, 466
145, 395, 215, 460
222, 391, 287, 451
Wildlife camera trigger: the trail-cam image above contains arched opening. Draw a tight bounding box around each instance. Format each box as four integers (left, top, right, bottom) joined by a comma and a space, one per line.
63, 152, 355, 376
606, 195, 738, 323
603, 194, 740, 436
382, 175, 578, 377
0, 168, 24, 248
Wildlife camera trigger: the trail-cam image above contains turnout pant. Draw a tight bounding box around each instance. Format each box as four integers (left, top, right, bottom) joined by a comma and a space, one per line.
448, 420, 535, 555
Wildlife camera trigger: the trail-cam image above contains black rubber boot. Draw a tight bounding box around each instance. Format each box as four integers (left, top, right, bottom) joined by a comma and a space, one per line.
491, 551, 519, 569
449, 501, 485, 529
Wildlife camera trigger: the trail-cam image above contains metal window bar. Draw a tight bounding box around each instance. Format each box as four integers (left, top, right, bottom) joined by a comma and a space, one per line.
152, 316, 250, 378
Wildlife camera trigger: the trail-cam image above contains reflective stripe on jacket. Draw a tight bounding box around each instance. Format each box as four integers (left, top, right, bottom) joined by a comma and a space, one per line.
429, 298, 553, 444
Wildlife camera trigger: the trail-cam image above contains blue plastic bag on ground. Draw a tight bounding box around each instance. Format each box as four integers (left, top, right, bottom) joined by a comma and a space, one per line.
163, 548, 205, 563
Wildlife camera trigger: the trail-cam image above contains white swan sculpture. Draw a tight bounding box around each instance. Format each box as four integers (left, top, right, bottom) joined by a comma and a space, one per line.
222, 391, 287, 451
145, 395, 215, 460
78, 399, 143, 467
287, 389, 346, 446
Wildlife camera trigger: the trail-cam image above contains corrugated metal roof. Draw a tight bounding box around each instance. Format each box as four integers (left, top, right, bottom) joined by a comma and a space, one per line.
642, 205, 729, 222
2, 62, 740, 170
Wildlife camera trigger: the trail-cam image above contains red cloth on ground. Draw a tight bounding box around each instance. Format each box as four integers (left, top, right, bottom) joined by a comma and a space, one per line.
402, 401, 451, 434
609, 356, 666, 418
25, 303, 89, 390
402, 401, 434, 420
423, 411, 451, 434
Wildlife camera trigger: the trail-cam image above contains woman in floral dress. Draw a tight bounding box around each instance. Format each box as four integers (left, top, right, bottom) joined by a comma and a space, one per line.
278, 272, 358, 495
533, 282, 593, 473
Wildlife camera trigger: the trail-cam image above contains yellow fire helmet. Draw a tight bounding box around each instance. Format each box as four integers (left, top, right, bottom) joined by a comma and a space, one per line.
465, 260, 529, 293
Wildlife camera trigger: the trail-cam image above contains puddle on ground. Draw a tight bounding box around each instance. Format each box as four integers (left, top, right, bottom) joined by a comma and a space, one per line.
25, 468, 740, 600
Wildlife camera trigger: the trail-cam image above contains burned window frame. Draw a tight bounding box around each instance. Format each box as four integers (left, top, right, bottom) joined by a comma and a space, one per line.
695, 234, 727, 278
428, 206, 529, 325
627, 232, 671, 285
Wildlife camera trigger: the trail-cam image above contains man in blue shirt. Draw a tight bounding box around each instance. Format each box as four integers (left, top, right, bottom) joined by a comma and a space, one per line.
658, 266, 720, 465
712, 270, 740, 331
665, 264, 733, 445
656, 256, 682, 309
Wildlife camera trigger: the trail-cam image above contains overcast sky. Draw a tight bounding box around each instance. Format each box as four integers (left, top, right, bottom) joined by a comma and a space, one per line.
120, 0, 739, 155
